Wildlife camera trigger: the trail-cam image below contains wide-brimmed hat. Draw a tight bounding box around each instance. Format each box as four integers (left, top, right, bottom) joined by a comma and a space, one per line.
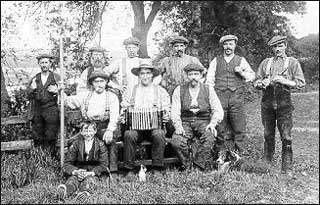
89, 46, 106, 53
88, 70, 109, 84
183, 63, 205, 73
267, 35, 287, 47
36, 53, 55, 61
169, 35, 189, 45
123, 37, 140, 46
131, 63, 160, 77
219, 34, 238, 44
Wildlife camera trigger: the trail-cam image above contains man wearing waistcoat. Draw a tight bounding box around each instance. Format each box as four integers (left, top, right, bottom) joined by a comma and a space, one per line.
27, 54, 61, 156
59, 70, 120, 172
206, 34, 255, 155
158, 35, 205, 139
254, 35, 305, 176
171, 63, 224, 171
77, 47, 109, 94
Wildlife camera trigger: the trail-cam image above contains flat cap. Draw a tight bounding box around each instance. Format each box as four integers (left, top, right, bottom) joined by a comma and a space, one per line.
219, 34, 238, 44
89, 46, 106, 53
131, 63, 160, 77
268, 35, 287, 46
183, 63, 205, 73
123, 37, 140, 46
36, 53, 55, 60
88, 70, 109, 84
170, 35, 189, 45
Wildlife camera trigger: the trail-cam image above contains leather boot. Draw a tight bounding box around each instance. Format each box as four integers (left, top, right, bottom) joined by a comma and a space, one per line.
281, 141, 293, 173
263, 140, 275, 163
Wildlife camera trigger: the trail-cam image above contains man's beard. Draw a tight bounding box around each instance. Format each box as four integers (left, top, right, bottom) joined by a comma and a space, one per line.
190, 79, 198, 87
93, 60, 103, 68
224, 49, 233, 56
128, 52, 138, 58
94, 87, 104, 93
175, 50, 184, 57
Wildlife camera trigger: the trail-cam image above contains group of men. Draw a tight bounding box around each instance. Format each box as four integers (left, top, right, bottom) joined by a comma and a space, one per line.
27, 33, 305, 201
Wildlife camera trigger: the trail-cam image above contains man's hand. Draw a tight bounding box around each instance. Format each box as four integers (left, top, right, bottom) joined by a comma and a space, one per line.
205, 123, 217, 136
254, 80, 264, 89
234, 66, 245, 76
175, 125, 186, 136
261, 78, 271, 88
47, 85, 58, 93
272, 75, 296, 87
72, 169, 87, 180
103, 130, 113, 144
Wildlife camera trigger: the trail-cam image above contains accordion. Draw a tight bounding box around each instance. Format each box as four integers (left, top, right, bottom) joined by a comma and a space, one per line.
125, 107, 164, 130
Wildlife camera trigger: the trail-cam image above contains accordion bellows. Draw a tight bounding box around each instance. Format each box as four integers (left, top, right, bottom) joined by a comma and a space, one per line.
125, 107, 164, 130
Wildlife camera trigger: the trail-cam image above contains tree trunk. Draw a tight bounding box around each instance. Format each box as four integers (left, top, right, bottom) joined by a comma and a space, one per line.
130, 1, 161, 58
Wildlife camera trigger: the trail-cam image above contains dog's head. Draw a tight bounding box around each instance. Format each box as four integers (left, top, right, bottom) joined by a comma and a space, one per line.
216, 150, 242, 171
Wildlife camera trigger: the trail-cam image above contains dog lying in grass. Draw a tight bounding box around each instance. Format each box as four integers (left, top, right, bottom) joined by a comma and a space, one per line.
216, 150, 271, 174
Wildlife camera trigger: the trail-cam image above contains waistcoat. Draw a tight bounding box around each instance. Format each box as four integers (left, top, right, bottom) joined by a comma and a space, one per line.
215, 55, 244, 91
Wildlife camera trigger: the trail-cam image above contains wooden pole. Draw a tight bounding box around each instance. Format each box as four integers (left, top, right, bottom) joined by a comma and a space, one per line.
60, 35, 65, 168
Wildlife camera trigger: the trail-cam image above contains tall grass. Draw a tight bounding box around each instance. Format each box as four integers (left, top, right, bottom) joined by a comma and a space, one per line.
1, 93, 319, 204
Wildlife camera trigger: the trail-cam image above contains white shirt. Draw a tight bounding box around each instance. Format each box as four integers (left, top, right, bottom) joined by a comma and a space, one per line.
206, 55, 255, 87
41, 73, 49, 86
65, 90, 119, 132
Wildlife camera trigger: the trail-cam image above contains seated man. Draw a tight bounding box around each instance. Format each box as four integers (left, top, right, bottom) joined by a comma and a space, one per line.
121, 61, 170, 174
171, 63, 224, 171
56, 121, 109, 202
58, 70, 119, 172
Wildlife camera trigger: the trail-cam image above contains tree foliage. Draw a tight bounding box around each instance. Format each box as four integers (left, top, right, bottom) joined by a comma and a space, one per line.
157, 1, 307, 70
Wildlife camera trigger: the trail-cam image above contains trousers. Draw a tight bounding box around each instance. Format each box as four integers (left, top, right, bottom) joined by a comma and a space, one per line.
171, 119, 215, 170
123, 129, 166, 169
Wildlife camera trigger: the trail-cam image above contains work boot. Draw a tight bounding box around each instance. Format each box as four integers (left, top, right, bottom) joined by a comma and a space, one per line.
263, 140, 275, 163
281, 143, 293, 173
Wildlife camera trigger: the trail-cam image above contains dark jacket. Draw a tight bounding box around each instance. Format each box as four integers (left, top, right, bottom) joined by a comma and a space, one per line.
63, 135, 109, 176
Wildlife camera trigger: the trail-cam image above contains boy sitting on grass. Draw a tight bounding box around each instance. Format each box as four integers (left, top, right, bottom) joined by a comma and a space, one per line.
56, 121, 109, 202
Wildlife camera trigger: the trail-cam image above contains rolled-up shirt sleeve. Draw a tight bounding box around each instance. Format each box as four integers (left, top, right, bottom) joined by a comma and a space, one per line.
240, 58, 255, 82
205, 58, 217, 87
170, 86, 182, 129
208, 86, 224, 126
107, 91, 119, 132
65, 92, 86, 110
290, 58, 306, 89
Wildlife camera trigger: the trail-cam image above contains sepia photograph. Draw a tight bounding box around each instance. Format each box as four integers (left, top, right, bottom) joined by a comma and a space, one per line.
1, 1, 319, 204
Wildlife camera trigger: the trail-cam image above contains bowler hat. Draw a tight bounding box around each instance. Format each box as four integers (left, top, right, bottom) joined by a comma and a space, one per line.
219, 35, 238, 44
170, 35, 189, 45
267, 35, 287, 47
88, 70, 109, 84
131, 63, 160, 77
36, 54, 55, 61
183, 63, 205, 73
123, 37, 140, 46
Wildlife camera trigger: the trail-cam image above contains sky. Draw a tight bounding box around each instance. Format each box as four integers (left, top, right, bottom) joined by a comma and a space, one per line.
284, 1, 319, 38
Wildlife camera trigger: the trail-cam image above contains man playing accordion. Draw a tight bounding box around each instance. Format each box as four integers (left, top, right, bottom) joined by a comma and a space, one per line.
171, 63, 224, 171
121, 61, 170, 174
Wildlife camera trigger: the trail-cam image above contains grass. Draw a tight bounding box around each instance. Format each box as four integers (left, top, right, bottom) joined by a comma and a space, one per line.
1, 92, 319, 204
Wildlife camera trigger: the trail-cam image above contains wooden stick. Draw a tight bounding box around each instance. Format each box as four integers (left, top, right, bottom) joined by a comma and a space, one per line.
60, 35, 65, 168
